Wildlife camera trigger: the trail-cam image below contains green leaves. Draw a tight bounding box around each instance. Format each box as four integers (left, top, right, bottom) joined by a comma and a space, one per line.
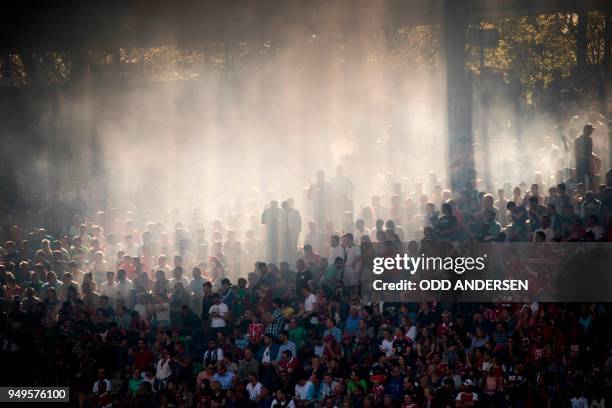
466, 12, 606, 92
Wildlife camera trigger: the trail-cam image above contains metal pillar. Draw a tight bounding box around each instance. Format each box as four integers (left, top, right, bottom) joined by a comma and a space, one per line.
605, 9, 611, 73
576, 8, 588, 70
605, 8, 612, 175
19, 52, 41, 86
443, 0, 474, 191
70, 48, 89, 84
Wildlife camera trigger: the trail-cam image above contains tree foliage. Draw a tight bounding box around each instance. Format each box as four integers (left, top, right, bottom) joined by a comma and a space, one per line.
0, 11, 608, 86
466, 12, 608, 91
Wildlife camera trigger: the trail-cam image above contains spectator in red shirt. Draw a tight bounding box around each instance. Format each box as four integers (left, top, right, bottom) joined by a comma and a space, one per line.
132, 338, 154, 371
247, 314, 265, 345
276, 349, 299, 375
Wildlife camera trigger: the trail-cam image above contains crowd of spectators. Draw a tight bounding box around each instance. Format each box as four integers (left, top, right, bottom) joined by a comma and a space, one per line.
1, 21, 612, 406
1, 148, 612, 407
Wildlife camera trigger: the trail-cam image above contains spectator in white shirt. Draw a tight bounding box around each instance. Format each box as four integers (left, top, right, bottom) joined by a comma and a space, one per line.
328, 235, 344, 265
92, 368, 112, 393
294, 376, 316, 401
99, 271, 117, 301
151, 293, 170, 328
155, 349, 173, 387
271, 390, 295, 408
585, 215, 604, 241
532, 215, 554, 242
115, 268, 134, 306
246, 375, 263, 401
169, 266, 190, 289
155, 255, 171, 277
569, 393, 589, 408
298, 285, 318, 325
190, 266, 207, 314
203, 339, 224, 367
208, 293, 229, 334
380, 328, 394, 356
341, 233, 361, 286
103, 233, 123, 264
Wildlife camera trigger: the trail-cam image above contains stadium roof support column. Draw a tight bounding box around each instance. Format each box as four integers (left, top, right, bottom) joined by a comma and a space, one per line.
576, 7, 588, 71
605, 8, 611, 73
605, 8, 611, 170
19, 53, 39, 85
70, 48, 90, 84
443, 0, 474, 191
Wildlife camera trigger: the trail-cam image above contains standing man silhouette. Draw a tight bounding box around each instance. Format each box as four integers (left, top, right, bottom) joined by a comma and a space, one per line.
282, 198, 301, 265
262, 201, 282, 263
575, 124, 595, 188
